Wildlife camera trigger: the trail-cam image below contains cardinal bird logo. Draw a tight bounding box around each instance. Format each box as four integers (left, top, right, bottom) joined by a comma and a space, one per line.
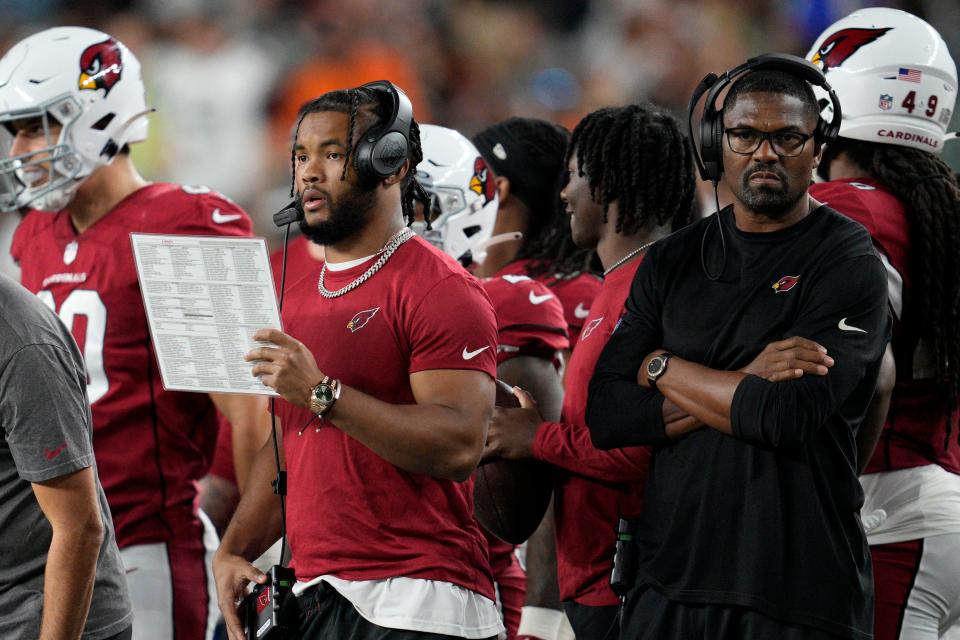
346, 307, 380, 333
772, 275, 800, 294
256, 587, 271, 614
811, 28, 892, 72
469, 156, 496, 205
78, 39, 124, 95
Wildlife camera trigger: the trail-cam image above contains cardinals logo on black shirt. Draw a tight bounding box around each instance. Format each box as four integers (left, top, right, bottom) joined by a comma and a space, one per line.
78, 38, 123, 95
811, 27, 892, 72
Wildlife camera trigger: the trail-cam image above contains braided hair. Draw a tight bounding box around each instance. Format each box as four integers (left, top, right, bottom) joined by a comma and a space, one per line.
289, 86, 430, 227
566, 103, 696, 235
822, 137, 960, 427
473, 118, 597, 278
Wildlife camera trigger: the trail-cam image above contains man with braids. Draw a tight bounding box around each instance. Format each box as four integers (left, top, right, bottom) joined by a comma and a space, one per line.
807, 9, 960, 638
484, 103, 695, 639
473, 117, 602, 355
588, 61, 890, 639
213, 83, 503, 640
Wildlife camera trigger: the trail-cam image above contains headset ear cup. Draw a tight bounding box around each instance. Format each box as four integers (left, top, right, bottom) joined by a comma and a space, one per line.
371, 131, 409, 178
712, 118, 724, 179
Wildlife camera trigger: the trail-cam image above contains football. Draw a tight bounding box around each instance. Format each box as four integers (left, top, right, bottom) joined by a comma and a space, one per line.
473, 380, 554, 545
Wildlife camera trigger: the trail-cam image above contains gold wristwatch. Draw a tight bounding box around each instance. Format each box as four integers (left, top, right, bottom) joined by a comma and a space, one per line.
309, 376, 341, 417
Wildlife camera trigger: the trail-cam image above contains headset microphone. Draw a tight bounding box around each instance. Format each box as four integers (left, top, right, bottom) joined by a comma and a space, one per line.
273, 201, 301, 227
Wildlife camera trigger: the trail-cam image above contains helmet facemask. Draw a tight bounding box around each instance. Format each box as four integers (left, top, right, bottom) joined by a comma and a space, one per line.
0, 95, 86, 213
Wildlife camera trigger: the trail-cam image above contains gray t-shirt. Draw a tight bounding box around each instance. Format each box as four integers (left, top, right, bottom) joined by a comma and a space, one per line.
0, 274, 132, 639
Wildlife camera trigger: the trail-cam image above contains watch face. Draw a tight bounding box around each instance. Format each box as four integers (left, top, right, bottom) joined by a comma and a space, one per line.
648, 356, 665, 378
314, 385, 335, 404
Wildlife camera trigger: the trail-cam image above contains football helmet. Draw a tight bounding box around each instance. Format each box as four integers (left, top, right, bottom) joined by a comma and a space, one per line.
0, 26, 150, 212
807, 7, 957, 154
413, 124, 499, 266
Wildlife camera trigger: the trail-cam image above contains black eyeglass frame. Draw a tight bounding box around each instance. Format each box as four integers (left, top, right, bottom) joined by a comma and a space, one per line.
724, 127, 815, 158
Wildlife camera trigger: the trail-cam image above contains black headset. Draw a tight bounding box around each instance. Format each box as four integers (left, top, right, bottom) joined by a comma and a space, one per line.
352, 80, 414, 183
687, 52, 842, 183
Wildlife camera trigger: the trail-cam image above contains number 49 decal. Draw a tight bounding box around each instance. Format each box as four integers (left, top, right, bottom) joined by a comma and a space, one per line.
38, 289, 109, 404
901, 91, 938, 117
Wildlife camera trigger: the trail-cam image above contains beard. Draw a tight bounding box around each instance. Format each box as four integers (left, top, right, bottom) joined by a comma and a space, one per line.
296, 182, 377, 246
738, 162, 805, 220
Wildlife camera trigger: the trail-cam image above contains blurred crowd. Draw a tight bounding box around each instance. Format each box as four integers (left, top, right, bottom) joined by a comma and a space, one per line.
1, 0, 958, 248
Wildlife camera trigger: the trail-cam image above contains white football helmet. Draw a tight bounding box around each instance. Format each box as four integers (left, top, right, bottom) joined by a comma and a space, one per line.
413, 124, 499, 266
807, 7, 957, 154
0, 27, 150, 212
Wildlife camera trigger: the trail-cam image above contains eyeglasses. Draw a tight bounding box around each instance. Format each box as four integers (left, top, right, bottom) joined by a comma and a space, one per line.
725, 128, 813, 157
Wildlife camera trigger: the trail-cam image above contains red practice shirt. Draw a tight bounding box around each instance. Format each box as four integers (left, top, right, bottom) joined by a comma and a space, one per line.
534, 259, 651, 605
497, 260, 602, 351
482, 274, 568, 364
11, 183, 253, 547
810, 178, 960, 474
270, 234, 322, 295
276, 236, 499, 599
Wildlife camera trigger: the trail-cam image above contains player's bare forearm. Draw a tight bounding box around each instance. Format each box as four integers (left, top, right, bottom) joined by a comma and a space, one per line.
32, 468, 104, 640
329, 370, 494, 481
217, 425, 285, 561
648, 355, 745, 433
662, 397, 704, 439
40, 527, 102, 640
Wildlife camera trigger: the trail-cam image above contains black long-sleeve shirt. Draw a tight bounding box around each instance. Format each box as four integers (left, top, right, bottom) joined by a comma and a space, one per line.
587, 205, 889, 640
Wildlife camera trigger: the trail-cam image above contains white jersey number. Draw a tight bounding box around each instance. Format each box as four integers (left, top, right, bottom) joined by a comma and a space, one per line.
38, 289, 109, 404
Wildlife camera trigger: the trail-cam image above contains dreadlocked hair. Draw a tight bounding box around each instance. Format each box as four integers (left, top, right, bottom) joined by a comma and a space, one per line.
289, 85, 429, 228
474, 117, 597, 279
822, 137, 960, 426
566, 103, 696, 236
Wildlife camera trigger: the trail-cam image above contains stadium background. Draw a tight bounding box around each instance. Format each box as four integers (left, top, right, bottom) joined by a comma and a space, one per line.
1, 0, 957, 262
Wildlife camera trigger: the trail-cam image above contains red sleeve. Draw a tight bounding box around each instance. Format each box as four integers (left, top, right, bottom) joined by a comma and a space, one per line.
156, 188, 254, 237
408, 274, 498, 379
533, 420, 650, 483
809, 181, 879, 239
483, 277, 569, 364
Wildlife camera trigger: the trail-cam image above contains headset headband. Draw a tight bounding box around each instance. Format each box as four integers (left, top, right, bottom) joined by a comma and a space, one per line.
688, 53, 842, 183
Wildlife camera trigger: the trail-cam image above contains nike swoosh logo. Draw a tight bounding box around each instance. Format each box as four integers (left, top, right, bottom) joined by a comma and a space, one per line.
838, 317, 867, 333
574, 303, 590, 319
462, 346, 490, 360
44, 443, 67, 460
528, 291, 554, 305
211, 208, 242, 224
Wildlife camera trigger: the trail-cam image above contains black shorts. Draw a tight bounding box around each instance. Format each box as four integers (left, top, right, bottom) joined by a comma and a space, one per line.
293, 583, 496, 640
622, 588, 846, 640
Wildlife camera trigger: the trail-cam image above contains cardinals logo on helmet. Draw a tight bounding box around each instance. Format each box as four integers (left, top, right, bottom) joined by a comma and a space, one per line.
469, 156, 496, 205
78, 39, 123, 95
347, 307, 380, 333
772, 275, 800, 294
811, 27, 892, 72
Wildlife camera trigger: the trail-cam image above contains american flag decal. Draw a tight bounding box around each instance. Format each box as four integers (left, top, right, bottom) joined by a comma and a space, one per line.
897, 68, 922, 83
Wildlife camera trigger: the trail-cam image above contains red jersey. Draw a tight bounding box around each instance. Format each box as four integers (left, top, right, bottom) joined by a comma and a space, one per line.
10, 183, 253, 547
480, 273, 570, 623
481, 274, 568, 364
277, 236, 498, 599
533, 259, 651, 605
270, 234, 322, 295
810, 178, 960, 475
497, 260, 602, 350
